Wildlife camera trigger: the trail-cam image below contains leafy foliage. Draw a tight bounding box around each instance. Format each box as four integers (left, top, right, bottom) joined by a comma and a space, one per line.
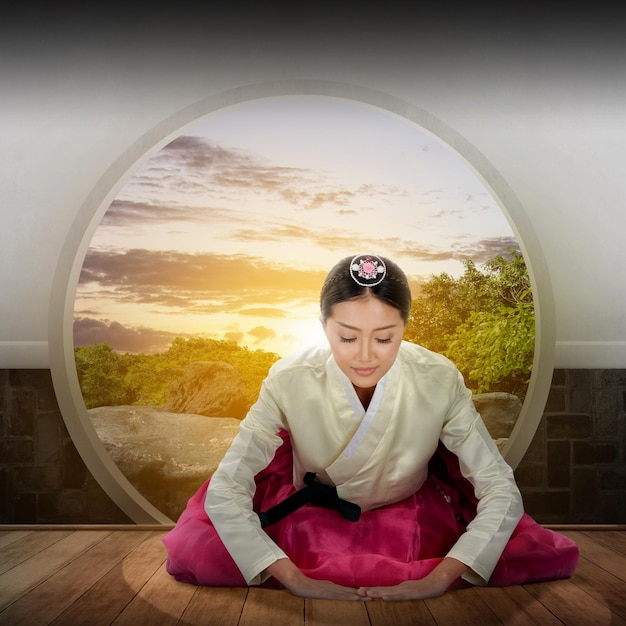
404, 251, 534, 399
75, 343, 134, 408
75, 338, 280, 409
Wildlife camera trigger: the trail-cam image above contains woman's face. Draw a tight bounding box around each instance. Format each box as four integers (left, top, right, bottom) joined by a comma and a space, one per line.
322, 295, 405, 392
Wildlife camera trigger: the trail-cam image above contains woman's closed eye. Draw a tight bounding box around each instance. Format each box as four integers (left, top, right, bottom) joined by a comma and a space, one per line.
339, 336, 393, 344
339, 336, 357, 343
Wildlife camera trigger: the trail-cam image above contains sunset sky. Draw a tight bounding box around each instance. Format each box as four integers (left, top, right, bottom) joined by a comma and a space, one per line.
73, 97, 519, 357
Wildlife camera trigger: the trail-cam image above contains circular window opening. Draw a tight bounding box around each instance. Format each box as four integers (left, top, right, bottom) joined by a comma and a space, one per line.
50, 84, 555, 523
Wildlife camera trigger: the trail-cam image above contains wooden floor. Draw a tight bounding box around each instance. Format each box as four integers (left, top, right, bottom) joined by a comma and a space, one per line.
1, 526, 625, 625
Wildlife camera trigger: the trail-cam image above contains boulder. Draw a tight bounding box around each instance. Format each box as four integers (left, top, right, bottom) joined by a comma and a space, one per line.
89, 405, 240, 521
166, 361, 250, 419
472, 392, 522, 444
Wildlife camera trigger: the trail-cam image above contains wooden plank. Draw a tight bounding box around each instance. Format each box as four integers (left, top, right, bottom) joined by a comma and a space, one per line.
562, 531, 626, 581
0, 524, 175, 531
0, 529, 72, 575
579, 530, 626, 556
0, 530, 33, 549
474, 585, 563, 625
111, 562, 197, 625
366, 598, 436, 625
238, 588, 304, 626
0, 530, 110, 613
567, 555, 626, 618
2, 527, 626, 625
180, 586, 248, 626
0, 530, 149, 626
305, 598, 370, 625
524, 578, 626, 626
546, 525, 626, 532
425, 588, 501, 625
50, 531, 166, 626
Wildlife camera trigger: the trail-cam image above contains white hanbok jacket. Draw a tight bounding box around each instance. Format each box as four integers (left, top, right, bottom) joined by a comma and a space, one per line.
205, 341, 523, 586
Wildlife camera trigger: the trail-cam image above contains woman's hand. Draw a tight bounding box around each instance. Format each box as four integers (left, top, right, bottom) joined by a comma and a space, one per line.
357, 557, 468, 601
267, 558, 366, 601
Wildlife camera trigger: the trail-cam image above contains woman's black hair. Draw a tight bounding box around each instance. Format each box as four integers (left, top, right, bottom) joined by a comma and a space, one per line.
320, 255, 412, 323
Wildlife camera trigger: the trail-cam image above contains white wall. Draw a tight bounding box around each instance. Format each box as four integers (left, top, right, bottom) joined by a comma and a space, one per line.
2, 8, 626, 369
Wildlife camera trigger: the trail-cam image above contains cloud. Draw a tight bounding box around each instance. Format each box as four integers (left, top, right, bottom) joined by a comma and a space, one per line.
114, 136, 406, 214
230, 224, 425, 258
223, 331, 245, 343
247, 326, 278, 344
78, 249, 327, 312
398, 236, 520, 265
227, 213, 518, 267
99, 199, 242, 228
73, 317, 182, 353
238, 308, 287, 318
78, 236, 519, 318
93, 136, 520, 276
128, 137, 316, 203
450, 236, 521, 263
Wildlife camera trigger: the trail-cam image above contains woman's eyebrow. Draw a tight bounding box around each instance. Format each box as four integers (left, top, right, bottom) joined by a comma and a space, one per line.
336, 321, 399, 331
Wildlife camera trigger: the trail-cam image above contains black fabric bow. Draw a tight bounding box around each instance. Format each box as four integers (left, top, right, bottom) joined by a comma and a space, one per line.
258, 472, 361, 528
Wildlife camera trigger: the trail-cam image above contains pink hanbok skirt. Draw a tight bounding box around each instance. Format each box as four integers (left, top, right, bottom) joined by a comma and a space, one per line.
162, 430, 578, 589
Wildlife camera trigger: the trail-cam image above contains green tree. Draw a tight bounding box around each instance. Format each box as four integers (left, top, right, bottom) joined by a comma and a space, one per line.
74, 343, 134, 408
122, 352, 181, 407
445, 298, 535, 397
404, 251, 534, 399
155, 337, 279, 403
77, 337, 281, 409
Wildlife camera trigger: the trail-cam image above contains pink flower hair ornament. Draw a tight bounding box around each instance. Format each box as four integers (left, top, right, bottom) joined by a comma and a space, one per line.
349, 254, 387, 287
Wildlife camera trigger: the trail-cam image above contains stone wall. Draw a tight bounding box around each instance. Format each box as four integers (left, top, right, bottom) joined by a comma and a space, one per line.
515, 369, 626, 524
1, 367, 625, 524
0, 370, 131, 523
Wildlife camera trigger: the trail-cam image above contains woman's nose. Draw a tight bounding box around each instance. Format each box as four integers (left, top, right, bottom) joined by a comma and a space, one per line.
357, 340, 371, 361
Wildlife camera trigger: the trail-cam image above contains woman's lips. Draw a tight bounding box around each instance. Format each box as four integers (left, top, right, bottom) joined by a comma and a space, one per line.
353, 367, 377, 377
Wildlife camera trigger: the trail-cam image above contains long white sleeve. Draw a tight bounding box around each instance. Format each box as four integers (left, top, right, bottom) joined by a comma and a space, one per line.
440, 371, 524, 584
204, 382, 288, 584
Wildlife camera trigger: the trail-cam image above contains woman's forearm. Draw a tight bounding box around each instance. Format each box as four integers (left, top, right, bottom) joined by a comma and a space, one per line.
425, 557, 469, 591
266, 558, 302, 586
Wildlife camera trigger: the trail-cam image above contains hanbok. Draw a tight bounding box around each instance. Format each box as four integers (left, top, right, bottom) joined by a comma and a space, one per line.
163, 343, 578, 589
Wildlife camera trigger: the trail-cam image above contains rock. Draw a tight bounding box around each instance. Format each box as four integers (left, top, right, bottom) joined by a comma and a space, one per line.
166, 361, 250, 419
89, 405, 240, 521
472, 392, 522, 441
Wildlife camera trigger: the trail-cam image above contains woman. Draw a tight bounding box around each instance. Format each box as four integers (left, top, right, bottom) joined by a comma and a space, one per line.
163, 253, 578, 601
